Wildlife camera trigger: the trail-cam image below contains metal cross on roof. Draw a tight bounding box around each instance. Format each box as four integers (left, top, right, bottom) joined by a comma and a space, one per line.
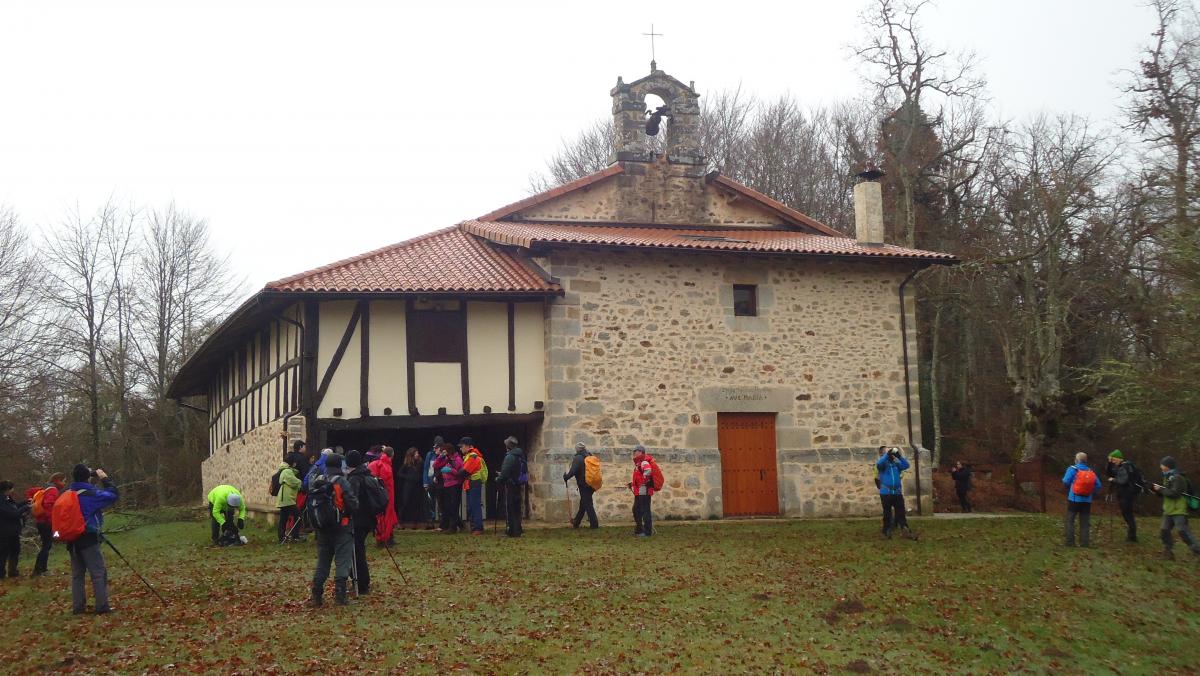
643, 24, 663, 71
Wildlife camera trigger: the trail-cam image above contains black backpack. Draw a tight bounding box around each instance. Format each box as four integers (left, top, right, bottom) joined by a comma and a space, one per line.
268, 469, 283, 497
1126, 462, 1145, 494
360, 474, 390, 517
307, 476, 343, 530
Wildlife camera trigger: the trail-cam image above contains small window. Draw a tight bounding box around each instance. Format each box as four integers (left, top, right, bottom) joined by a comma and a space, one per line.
733, 284, 758, 317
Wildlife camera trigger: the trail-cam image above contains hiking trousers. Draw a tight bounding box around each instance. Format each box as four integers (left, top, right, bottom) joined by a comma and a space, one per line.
956, 488, 972, 513
313, 526, 353, 589
466, 482, 484, 532
634, 494, 654, 535
504, 484, 523, 536
352, 519, 372, 594
69, 539, 109, 612
34, 522, 53, 573
278, 505, 299, 543
1065, 502, 1092, 546
880, 494, 908, 534
574, 485, 599, 528
0, 534, 19, 577
1117, 494, 1137, 541
1161, 515, 1200, 553
439, 488, 463, 532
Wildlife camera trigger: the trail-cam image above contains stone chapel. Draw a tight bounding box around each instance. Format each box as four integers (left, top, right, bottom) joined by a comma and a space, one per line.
169, 66, 956, 522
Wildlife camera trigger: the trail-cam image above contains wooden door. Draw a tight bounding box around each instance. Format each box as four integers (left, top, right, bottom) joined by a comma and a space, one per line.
717, 413, 779, 517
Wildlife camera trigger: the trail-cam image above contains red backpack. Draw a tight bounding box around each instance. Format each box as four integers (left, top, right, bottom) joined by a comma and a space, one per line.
51, 490, 88, 543
646, 456, 665, 492
1071, 468, 1098, 497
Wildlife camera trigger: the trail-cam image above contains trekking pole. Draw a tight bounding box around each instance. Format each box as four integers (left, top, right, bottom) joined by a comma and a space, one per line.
100, 535, 167, 607
284, 506, 308, 542
350, 533, 359, 599
381, 542, 410, 585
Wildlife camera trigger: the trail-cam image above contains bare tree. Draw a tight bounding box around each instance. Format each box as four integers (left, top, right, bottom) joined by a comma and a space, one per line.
133, 203, 239, 503
0, 207, 44, 400
41, 201, 138, 466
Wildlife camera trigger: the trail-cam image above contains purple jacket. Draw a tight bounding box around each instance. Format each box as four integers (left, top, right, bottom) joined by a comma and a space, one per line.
68, 480, 119, 533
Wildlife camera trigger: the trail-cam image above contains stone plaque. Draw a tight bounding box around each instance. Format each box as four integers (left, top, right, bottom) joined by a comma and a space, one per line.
698, 386, 791, 412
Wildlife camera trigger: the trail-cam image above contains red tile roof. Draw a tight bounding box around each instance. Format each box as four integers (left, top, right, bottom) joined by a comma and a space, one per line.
265, 227, 560, 294
460, 220, 957, 262
478, 165, 624, 221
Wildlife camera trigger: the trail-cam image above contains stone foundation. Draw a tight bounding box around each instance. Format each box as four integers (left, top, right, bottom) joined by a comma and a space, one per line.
200, 415, 304, 515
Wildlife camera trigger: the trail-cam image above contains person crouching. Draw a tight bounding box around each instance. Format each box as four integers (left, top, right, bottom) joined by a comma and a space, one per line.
206, 485, 246, 546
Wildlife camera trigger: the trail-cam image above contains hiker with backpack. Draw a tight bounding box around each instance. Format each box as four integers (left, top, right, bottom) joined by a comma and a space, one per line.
369, 446, 398, 546
59, 464, 118, 614
206, 485, 247, 546
1105, 450, 1143, 543
1062, 452, 1103, 548
949, 461, 973, 513
0, 481, 32, 579
629, 445, 657, 537
1149, 456, 1200, 560
877, 447, 917, 540
498, 436, 526, 538
27, 472, 65, 575
308, 453, 359, 606
274, 454, 303, 544
564, 442, 600, 529
346, 451, 387, 595
434, 442, 465, 534
459, 438, 489, 535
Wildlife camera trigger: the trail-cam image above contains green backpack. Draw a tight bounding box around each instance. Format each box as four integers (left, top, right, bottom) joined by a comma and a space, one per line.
1183, 474, 1200, 512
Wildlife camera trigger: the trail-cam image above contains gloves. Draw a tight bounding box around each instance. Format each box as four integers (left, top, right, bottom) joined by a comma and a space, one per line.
237, 519, 245, 530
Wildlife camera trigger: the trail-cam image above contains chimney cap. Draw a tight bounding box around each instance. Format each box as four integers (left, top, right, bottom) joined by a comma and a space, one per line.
856, 166, 885, 182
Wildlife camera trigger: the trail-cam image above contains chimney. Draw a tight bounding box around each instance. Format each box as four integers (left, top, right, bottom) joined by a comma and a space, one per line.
853, 168, 885, 246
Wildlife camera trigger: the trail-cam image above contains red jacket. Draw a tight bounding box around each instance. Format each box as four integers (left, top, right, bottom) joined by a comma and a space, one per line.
631, 458, 655, 497
25, 484, 61, 525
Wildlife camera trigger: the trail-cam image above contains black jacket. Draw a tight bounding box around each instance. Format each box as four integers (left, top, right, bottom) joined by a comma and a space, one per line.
499, 447, 526, 485
950, 466, 972, 492
397, 462, 423, 486
563, 450, 590, 490
0, 495, 31, 537
1106, 461, 1143, 498
345, 465, 376, 523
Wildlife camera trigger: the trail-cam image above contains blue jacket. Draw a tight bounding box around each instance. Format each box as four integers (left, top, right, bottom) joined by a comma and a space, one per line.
876, 454, 909, 496
1062, 463, 1103, 503
69, 480, 119, 533
303, 454, 329, 490
422, 449, 437, 489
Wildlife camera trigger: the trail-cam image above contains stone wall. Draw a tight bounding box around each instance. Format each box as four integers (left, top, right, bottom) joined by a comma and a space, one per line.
533, 248, 931, 520
200, 414, 305, 516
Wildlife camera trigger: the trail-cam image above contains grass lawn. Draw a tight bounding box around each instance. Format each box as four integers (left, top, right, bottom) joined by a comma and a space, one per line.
1, 512, 1197, 674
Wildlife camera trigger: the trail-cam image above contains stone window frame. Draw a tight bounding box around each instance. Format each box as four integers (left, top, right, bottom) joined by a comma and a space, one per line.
733, 284, 758, 317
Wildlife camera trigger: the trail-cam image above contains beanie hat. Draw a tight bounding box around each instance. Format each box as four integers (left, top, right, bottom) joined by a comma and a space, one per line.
72, 464, 91, 483
1161, 456, 1177, 470
1108, 449, 1124, 460
293, 440, 306, 452
575, 442, 587, 452
326, 453, 344, 470
434, 436, 444, 444
226, 493, 242, 507
346, 450, 363, 467
633, 445, 646, 457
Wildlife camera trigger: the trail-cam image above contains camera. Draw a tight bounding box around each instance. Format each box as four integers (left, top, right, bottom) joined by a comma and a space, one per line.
887, 447, 902, 460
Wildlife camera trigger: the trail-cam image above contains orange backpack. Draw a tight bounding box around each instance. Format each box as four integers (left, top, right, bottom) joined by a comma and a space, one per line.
1071, 469, 1098, 497
51, 490, 88, 542
30, 487, 50, 520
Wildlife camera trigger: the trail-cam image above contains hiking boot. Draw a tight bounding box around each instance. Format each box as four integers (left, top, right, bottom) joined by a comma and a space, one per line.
94, 606, 112, 615
308, 583, 324, 607
334, 579, 350, 606
570, 517, 581, 529
1160, 550, 1175, 561
901, 529, 918, 541
882, 528, 893, 540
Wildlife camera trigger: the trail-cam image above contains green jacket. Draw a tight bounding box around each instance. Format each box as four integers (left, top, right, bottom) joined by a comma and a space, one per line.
1160, 471, 1190, 517
207, 485, 246, 525
276, 464, 301, 508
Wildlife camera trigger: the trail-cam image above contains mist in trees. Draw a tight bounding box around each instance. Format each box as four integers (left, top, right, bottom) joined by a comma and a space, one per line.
532, 0, 1200, 474
0, 201, 238, 505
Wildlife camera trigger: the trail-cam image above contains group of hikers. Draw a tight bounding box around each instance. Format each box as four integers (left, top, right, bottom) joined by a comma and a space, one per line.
1060, 451, 1200, 559
3, 440, 1195, 614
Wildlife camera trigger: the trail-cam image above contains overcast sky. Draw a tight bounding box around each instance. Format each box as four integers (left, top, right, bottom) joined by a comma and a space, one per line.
0, 0, 1155, 297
